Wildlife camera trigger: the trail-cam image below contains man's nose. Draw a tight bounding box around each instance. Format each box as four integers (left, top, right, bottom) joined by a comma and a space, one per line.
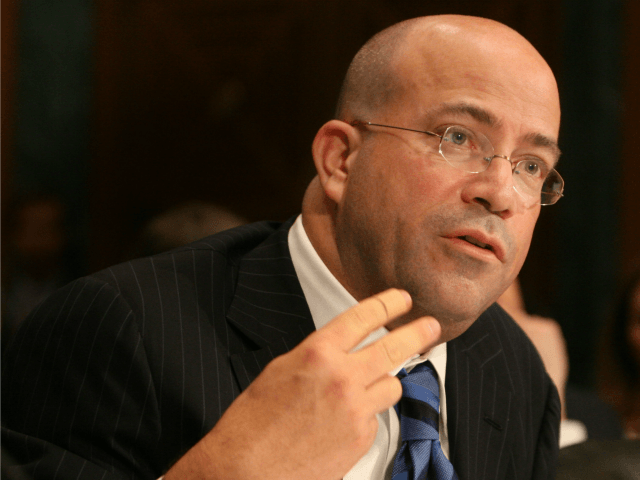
461, 154, 519, 218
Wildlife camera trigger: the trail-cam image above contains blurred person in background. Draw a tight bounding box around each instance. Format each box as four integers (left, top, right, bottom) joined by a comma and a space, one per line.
599, 262, 640, 439
498, 278, 623, 447
1, 194, 75, 351
132, 200, 247, 257
497, 279, 570, 421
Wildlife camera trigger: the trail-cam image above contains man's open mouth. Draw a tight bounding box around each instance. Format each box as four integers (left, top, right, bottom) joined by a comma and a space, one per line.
458, 235, 493, 251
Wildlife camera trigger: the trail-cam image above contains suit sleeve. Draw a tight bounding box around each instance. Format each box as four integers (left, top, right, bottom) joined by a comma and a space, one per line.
2, 276, 162, 480
530, 374, 562, 480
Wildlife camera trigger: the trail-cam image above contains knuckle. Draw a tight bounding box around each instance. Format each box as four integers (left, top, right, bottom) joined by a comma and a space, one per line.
325, 374, 352, 400
348, 306, 377, 332
370, 296, 390, 320
379, 337, 404, 367
296, 341, 355, 398
374, 288, 407, 318
298, 340, 332, 368
352, 295, 388, 324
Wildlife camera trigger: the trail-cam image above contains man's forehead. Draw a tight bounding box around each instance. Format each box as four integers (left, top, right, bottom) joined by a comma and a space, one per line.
382, 24, 561, 157
392, 22, 559, 102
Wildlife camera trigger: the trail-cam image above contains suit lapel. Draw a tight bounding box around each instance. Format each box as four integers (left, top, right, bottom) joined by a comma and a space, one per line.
226, 219, 316, 391
446, 304, 517, 480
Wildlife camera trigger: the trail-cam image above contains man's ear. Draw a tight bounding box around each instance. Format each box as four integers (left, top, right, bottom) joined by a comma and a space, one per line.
311, 120, 361, 203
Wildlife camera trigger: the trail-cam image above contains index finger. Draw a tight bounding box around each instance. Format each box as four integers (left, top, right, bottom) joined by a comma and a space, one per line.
317, 288, 412, 352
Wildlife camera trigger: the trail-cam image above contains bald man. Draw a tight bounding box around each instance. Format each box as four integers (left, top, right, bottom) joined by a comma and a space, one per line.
2, 15, 562, 480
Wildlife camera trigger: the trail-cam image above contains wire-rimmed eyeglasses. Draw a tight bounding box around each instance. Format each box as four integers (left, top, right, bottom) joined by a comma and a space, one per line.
351, 120, 564, 206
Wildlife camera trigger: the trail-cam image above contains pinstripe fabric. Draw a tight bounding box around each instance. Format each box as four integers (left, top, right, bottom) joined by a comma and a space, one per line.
445, 303, 561, 480
2, 217, 560, 480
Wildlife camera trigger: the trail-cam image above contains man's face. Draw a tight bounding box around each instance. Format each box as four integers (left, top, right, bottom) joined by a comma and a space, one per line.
334, 32, 561, 336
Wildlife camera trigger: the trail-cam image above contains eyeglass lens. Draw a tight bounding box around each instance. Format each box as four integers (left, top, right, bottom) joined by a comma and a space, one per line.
439, 126, 563, 205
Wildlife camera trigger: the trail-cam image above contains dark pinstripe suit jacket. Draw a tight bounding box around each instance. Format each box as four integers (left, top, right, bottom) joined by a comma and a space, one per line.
2, 218, 560, 480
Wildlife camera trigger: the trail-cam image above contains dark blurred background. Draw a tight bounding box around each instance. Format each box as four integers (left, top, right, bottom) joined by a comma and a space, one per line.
2, 0, 639, 389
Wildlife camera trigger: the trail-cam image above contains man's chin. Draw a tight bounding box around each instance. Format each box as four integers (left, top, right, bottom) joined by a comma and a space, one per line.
410, 288, 492, 326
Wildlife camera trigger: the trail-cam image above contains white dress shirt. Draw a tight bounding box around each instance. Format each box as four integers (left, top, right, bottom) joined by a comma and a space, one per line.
288, 215, 449, 480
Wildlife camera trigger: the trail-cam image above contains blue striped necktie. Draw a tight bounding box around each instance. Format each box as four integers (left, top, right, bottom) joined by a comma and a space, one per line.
390, 361, 458, 480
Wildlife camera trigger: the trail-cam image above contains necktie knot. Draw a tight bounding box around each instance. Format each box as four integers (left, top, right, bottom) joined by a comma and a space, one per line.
396, 362, 441, 439
391, 361, 457, 480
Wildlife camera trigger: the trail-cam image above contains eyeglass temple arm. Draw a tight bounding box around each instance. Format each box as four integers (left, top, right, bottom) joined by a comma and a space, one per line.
350, 121, 441, 139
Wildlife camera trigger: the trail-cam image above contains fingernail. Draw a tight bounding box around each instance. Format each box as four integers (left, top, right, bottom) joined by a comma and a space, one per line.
427, 318, 441, 337
400, 290, 412, 307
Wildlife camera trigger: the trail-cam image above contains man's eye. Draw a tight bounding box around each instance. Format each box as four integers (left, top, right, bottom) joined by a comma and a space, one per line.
452, 132, 467, 145
445, 129, 472, 146
519, 159, 547, 177
524, 161, 539, 174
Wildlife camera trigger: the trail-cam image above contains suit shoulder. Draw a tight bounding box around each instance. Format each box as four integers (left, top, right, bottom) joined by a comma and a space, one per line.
77, 220, 288, 326
177, 220, 285, 257
92, 220, 285, 288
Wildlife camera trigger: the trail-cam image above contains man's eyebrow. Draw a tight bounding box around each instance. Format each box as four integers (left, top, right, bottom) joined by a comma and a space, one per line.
426, 102, 500, 127
523, 132, 562, 165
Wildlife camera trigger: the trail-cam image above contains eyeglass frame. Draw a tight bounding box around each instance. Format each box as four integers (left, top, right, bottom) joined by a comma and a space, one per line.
350, 120, 564, 206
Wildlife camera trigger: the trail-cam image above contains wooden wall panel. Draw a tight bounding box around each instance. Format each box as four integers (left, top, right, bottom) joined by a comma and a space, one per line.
91, 0, 394, 269
621, 0, 640, 272
2, 0, 18, 263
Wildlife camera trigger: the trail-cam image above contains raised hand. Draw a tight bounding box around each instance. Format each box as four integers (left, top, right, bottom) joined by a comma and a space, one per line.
164, 288, 441, 480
